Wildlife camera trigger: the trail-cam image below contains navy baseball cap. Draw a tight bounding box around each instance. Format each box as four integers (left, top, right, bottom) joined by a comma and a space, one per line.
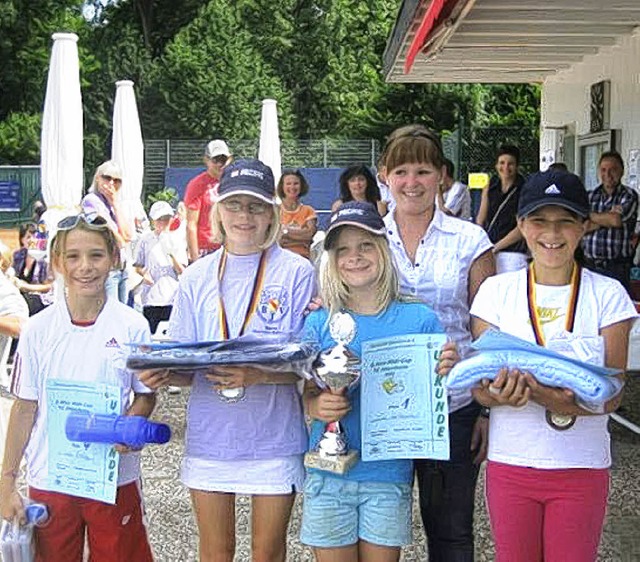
518, 169, 590, 219
217, 159, 276, 205
324, 201, 386, 250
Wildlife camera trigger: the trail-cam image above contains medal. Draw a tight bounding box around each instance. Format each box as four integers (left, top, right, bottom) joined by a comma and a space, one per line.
545, 410, 576, 431
527, 263, 580, 431
216, 249, 268, 403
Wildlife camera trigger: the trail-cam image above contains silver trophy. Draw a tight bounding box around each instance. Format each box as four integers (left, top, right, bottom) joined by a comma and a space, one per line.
304, 312, 361, 474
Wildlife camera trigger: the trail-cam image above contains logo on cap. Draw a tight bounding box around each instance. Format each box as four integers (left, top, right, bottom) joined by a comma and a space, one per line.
333, 208, 365, 223
545, 184, 561, 195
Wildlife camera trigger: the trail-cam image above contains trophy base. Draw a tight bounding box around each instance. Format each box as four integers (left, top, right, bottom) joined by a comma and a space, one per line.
304, 450, 359, 475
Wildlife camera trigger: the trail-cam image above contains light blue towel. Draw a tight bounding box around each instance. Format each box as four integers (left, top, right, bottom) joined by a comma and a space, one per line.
446, 330, 623, 412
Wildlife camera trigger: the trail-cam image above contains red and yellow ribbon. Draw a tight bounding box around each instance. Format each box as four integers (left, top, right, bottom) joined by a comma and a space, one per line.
526, 262, 581, 347
217, 249, 268, 340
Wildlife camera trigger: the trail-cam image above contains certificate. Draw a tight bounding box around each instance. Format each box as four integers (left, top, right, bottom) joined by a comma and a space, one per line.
361, 333, 450, 462
46, 379, 122, 504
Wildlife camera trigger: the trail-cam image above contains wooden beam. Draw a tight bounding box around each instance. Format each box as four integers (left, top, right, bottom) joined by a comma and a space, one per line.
456, 22, 631, 36
448, 35, 617, 48
477, 0, 640, 10
445, 45, 598, 56
467, 8, 640, 25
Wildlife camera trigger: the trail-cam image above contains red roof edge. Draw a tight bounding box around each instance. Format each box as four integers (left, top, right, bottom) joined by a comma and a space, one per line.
403, 0, 446, 74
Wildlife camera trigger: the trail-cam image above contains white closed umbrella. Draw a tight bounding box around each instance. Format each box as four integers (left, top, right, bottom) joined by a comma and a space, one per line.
111, 79, 145, 236
258, 99, 282, 186
40, 32, 84, 232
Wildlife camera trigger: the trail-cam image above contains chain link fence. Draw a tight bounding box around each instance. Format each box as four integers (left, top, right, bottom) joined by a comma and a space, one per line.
443, 124, 540, 181
144, 138, 381, 191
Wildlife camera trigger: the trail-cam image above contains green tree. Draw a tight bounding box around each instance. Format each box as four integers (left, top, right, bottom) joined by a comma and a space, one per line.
145, 1, 294, 140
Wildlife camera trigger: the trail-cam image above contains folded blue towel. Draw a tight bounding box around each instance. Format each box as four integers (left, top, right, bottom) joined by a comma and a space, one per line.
446, 330, 623, 412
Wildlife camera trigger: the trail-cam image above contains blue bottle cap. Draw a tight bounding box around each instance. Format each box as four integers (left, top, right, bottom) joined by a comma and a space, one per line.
25, 503, 48, 526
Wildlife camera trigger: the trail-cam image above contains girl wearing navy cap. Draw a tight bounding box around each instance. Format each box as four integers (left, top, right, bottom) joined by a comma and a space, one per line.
138, 159, 316, 562
301, 201, 459, 561
470, 170, 637, 561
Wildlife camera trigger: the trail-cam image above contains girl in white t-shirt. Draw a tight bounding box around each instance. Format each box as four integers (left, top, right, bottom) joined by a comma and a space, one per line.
138, 159, 317, 562
0, 213, 155, 562
470, 170, 637, 562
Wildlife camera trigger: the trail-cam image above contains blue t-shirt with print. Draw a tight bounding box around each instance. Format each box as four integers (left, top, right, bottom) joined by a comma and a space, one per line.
303, 300, 444, 484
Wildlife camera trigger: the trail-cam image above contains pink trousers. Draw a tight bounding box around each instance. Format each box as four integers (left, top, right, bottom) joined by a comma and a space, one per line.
486, 460, 609, 562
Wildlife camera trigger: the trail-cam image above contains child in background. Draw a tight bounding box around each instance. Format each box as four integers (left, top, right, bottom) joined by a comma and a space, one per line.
0, 213, 155, 562
134, 201, 186, 334
470, 170, 637, 562
301, 201, 458, 562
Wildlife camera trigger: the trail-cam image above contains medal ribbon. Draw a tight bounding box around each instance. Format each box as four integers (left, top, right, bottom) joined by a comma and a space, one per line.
526, 262, 581, 347
217, 248, 268, 340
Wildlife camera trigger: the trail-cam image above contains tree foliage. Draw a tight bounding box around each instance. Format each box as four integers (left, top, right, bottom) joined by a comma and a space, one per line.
0, 0, 541, 171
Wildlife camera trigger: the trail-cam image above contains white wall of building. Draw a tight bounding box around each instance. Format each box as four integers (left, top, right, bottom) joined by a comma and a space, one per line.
540, 28, 640, 188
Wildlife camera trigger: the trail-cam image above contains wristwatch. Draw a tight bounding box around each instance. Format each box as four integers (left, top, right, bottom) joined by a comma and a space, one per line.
479, 407, 490, 419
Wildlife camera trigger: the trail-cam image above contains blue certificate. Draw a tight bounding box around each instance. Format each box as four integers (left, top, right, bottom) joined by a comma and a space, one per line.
46, 379, 121, 504
361, 333, 450, 461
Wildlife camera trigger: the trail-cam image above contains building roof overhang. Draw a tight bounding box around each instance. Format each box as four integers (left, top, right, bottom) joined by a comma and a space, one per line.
383, 0, 640, 83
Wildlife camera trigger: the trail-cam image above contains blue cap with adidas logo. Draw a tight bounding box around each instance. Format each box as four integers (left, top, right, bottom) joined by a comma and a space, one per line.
517, 169, 590, 219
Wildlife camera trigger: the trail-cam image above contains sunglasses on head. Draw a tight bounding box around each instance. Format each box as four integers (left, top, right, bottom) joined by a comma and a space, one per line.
101, 174, 122, 184
57, 213, 109, 231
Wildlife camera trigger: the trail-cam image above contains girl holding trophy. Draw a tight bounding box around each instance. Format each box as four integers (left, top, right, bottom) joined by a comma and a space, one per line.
301, 201, 459, 561
470, 170, 636, 562
139, 159, 316, 562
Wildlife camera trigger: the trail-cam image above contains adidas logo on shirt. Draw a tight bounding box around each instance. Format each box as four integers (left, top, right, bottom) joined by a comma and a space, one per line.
545, 184, 561, 195
105, 337, 120, 348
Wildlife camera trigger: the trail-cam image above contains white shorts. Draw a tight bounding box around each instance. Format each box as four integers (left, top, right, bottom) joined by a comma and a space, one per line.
181, 455, 304, 495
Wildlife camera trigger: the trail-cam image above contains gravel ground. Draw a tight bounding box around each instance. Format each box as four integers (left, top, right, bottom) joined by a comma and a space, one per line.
142, 374, 640, 561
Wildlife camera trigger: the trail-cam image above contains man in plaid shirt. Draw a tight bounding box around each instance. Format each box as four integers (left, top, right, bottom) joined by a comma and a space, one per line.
582, 151, 638, 293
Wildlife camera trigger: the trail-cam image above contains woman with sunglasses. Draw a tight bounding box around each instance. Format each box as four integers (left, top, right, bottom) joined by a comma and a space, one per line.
0, 213, 155, 561
139, 159, 316, 562
82, 160, 131, 302
277, 169, 317, 259
380, 125, 495, 561
82, 160, 131, 247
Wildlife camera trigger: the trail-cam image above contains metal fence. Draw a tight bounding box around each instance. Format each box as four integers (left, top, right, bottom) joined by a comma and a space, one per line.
443, 124, 540, 181
144, 138, 381, 190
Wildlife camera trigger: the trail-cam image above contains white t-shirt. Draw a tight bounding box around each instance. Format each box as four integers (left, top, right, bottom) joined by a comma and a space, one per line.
385, 208, 493, 412
440, 181, 472, 220
134, 230, 181, 306
471, 267, 637, 469
12, 298, 152, 490
0, 272, 28, 319
168, 244, 317, 462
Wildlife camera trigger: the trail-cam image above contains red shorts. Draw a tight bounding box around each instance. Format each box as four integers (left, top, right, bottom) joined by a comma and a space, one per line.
29, 481, 153, 562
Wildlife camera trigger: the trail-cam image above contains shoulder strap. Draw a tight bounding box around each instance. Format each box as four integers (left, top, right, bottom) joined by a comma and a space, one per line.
486, 186, 518, 234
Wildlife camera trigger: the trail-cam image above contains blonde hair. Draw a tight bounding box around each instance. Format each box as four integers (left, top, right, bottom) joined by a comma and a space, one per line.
0, 242, 12, 273
89, 160, 123, 194
51, 219, 120, 272
381, 124, 445, 172
321, 228, 399, 317
210, 201, 281, 250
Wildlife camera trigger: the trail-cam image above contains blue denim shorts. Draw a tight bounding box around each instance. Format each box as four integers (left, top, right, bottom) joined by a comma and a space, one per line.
300, 472, 412, 548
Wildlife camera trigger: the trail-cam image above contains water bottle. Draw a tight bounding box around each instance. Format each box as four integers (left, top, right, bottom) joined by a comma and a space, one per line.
0, 502, 48, 562
65, 412, 171, 449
